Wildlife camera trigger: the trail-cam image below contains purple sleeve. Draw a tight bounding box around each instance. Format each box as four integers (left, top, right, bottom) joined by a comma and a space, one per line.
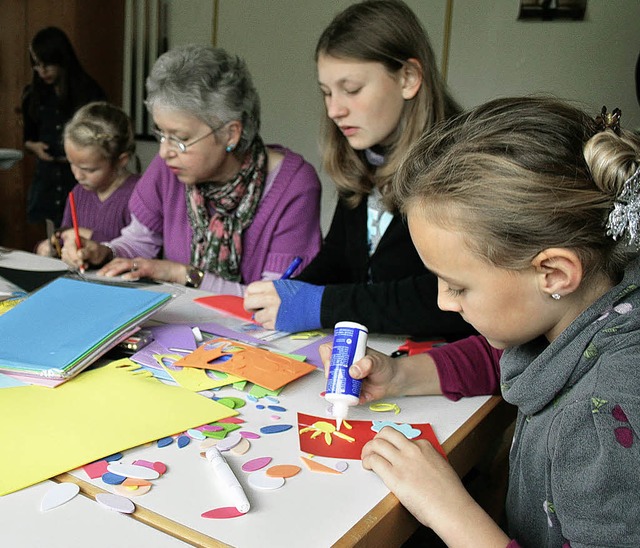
428, 335, 503, 401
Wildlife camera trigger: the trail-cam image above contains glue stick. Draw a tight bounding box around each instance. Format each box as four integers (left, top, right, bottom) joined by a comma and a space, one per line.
325, 321, 368, 431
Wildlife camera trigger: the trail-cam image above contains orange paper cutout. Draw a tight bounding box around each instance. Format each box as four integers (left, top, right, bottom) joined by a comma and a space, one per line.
174, 339, 317, 391
300, 456, 341, 475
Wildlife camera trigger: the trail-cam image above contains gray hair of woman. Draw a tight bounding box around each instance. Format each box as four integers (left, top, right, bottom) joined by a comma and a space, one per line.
145, 44, 260, 155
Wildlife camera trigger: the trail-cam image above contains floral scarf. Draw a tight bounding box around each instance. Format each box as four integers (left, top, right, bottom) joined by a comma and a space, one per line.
186, 137, 267, 281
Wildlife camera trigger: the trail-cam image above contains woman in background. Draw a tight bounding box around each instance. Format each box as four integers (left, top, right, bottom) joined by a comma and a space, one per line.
22, 27, 106, 226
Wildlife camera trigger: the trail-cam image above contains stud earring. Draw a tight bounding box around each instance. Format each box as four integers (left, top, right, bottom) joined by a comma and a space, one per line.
225, 144, 235, 153
551, 293, 561, 300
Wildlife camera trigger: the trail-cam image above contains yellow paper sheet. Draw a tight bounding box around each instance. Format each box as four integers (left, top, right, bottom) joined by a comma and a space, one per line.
0, 359, 237, 496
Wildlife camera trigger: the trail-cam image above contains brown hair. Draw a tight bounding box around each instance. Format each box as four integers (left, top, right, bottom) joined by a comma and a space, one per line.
394, 96, 640, 283
315, 0, 460, 208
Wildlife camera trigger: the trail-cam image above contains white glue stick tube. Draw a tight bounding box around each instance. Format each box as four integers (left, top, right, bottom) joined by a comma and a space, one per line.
324, 321, 368, 431
205, 446, 250, 514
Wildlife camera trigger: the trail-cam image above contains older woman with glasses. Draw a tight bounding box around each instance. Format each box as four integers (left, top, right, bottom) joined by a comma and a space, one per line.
62, 45, 322, 294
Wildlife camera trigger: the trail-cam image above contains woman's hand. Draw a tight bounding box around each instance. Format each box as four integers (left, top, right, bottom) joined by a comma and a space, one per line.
99, 257, 187, 284
244, 280, 281, 328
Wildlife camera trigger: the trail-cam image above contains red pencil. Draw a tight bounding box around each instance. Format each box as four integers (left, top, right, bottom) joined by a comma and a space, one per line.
68, 191, 84, 272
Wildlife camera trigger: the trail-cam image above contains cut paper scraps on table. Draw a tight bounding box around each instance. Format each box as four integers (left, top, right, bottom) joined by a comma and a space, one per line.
194, 294, 254, 322
157, 352, 244, 391
297, 412, 446, 460
290, 334, 333, 369
0, 359, 237, 496
174, 338, 317, 391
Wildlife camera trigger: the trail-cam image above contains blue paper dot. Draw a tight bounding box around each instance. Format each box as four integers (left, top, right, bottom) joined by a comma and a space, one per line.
104, 452, 123, 462
256, 404, 265, 410
265, 396, 279, 404
267, 405, 287, 412
177, 435, 191, 448
157, 436, 174, 448
102, 472, 126, 485
260, 424, 293, 435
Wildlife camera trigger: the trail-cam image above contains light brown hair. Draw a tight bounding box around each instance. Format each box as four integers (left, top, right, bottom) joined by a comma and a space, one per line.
394, 96, 640, 283
315, 0, 460, 208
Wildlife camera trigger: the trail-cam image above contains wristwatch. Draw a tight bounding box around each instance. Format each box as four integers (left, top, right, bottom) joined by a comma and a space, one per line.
185, 265, 204, 288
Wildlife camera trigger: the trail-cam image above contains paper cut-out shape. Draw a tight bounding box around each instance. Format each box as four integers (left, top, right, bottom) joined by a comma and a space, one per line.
369, 402, 401, 414
95, 493, 136, 514
194, 295, 254, 322
299, 421, 355, 446
248, 470, 285, 490
371, 421, 420, 439
158, 352, 244, 391
242, 457, 272, 473
201, 506, 246, 519
299, 456, 341, 475
40, 482, 80, 511
175, 339, 317, 391
297, 412, 445, 460
266, 465, 301, 478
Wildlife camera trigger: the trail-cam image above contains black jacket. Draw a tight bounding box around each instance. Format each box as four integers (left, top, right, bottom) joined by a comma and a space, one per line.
297, 198, 476, 339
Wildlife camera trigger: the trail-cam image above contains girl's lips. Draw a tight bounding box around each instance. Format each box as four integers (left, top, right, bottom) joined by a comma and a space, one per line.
340, 126, 358, 137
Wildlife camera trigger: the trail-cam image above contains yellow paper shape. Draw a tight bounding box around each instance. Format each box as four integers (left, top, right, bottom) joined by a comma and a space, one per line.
154, 353, 244, 391
175, 339, 317, 391
0, 359, 237, 496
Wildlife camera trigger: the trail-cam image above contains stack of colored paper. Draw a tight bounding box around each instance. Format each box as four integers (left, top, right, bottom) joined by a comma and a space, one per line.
0, 277, 172, 385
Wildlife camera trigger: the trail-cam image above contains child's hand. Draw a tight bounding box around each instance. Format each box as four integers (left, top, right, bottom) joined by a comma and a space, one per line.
361, 426, 467, 529
319, 344, 399, 403
59, 230, 106, 270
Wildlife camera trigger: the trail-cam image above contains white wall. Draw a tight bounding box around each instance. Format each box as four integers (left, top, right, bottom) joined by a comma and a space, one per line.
137, 0, 640, 235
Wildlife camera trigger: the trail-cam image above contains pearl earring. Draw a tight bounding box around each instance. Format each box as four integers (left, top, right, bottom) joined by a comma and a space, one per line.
551, 293, 561, 300
225, 144, 235, 153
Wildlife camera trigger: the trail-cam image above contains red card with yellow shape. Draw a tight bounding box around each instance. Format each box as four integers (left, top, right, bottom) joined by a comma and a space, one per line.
297, 412, 446, 460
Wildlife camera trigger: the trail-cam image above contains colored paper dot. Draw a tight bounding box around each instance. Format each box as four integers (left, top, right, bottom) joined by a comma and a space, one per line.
101, 472, 126, 485
177, 435, 191, 448
157, 436, 174, 448
260, 424, 293, 435
267, 405, 287, 412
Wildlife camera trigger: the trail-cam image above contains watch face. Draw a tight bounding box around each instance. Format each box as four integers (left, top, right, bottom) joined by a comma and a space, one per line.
186, 267, 203, 288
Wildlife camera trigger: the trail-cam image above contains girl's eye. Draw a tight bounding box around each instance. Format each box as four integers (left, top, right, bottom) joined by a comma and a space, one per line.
446, 287, 465, 297
345, 87, 361, 95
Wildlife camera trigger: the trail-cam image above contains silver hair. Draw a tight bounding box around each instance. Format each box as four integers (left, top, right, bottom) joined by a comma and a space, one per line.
145, 44, 260, 154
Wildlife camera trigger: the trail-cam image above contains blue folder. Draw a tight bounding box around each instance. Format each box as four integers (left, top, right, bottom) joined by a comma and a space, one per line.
0, 277, 172, 383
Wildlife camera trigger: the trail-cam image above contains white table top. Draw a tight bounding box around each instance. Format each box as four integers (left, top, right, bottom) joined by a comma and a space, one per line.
0, 263, 490, 547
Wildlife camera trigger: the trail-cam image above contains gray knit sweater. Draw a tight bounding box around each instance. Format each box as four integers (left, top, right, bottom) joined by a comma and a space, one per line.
502, 255, 640, 547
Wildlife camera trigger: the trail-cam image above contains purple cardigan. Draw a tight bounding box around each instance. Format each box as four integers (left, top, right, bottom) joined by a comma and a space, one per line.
61, 174, 139, 242
117, 145, 322, 292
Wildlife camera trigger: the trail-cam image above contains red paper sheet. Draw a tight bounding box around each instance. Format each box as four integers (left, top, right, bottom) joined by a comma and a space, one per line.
194, 295, 254, 322
297, 412, 446, 460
